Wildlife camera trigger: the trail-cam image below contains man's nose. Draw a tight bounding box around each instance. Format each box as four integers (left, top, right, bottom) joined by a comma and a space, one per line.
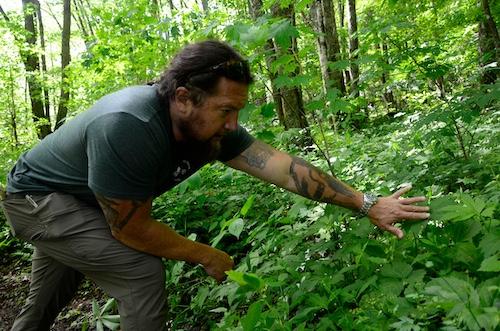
224, 111, 238, 131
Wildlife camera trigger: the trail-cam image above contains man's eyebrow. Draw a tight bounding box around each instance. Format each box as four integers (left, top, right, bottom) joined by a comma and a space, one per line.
220, 104, 240, 110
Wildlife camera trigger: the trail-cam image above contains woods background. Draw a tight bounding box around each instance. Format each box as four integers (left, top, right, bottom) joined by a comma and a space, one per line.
0, 0, 499, 330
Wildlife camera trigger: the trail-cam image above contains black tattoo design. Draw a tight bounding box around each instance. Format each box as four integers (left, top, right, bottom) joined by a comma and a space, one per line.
289, 157, 355, 203
95, 194, 145, 231
241, 141, 274, 169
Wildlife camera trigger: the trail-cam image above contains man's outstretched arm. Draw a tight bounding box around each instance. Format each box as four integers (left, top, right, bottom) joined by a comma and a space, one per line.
225, 140, 430, 238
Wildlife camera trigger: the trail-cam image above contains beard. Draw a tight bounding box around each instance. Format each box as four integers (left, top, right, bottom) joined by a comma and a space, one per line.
177, 119, 223, 164
187, 138, 222, 164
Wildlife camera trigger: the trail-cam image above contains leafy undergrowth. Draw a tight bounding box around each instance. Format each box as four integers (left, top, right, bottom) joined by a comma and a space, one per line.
152, 108, 499, 330
0, 108, 497, 330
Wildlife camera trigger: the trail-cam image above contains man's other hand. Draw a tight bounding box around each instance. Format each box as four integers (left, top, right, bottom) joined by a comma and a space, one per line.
203, 248, 234, 282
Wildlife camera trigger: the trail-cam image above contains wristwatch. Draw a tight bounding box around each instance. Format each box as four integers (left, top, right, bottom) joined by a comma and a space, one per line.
359, 193, 378, 216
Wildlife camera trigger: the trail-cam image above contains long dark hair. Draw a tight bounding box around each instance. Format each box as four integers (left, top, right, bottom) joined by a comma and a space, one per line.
156, 40, 253, 105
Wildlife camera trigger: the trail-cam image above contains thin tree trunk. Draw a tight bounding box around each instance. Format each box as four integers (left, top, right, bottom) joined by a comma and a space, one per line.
0, 4, 9, 21
77, 0, 95, 38
35, 0, 51, 123
200, 0, 209, 13
310, 1, 331, 94
321, 0, 345, 94
167, 0, 175, 13
270, 3, 310, 132
22, 0, 51, 139
9, 67, 19, 147
55, 0, 71, 130
337, 0, 350, 91
380, 41, 396, 111
478, 0, 499, 84
72, 0, 89, 45
151, 0, 160, 18
347, 0, 359, 97
249, 0, 285, 125
45, 2, 62, 30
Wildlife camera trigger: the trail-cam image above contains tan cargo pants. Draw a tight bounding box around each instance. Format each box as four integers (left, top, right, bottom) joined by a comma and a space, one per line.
1, 192, 167, 331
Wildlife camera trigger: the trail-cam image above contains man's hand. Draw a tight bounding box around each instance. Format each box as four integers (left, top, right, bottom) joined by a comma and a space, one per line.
367, 185, 430, 239
202, 247, 234, 283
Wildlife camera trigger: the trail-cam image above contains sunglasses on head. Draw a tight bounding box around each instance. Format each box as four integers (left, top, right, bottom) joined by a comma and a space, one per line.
187, 59, 250, 83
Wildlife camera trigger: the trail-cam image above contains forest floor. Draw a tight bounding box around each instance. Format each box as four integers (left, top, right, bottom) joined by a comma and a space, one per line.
0, 253, 105, 330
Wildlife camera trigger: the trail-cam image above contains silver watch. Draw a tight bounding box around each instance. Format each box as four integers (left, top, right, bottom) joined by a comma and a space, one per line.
359, 193, 378, 216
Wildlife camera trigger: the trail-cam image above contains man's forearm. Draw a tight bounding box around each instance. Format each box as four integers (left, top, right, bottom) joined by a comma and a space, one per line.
95, 193, 215, 265
115, 218, 215, 265
228, 141, 363, 212
285, 156, 364, 211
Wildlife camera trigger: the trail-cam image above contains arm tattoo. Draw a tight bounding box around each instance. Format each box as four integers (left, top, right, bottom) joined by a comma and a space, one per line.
240, 141, 275, 169
95, 194, 145, 231
289, 157, 355, 203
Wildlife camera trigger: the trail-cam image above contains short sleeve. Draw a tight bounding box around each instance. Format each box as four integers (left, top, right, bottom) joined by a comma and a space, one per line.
85, 113, 161, 200
217, 125, 255, 162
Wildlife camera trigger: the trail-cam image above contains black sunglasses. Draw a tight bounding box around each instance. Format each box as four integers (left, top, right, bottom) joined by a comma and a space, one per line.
187, 59, 250, 83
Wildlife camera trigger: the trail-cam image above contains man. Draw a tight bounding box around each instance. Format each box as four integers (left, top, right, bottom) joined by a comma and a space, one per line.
1, 40, 430, 330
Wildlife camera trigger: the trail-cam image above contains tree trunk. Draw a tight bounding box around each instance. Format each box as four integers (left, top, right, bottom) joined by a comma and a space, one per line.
167, 0, 175, 13
72, 0, 89, 45
76, 0, 95, 38
22, 0, 51, 139
9, 67, 19, 147
380, 40, 397, 112
478, 0, 499, 84
347, 0, 359, 97
35, 1, 51, 124
200, 0, 209, 13
151, 0, 160, 18
55, 0, 71, 130
248, 0, 285, 126
270, 4, 310, 132
337, 0, 351, 91
311, 0, 345, 94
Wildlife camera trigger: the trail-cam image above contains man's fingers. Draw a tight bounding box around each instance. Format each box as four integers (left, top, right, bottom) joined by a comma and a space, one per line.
385, 225, 404, 239
391, 185, 412, 199
401, 205, 430, 212
400, 211, 431, 220
400, 196, 427, 204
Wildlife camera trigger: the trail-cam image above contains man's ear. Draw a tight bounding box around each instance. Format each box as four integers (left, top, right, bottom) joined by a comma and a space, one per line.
174, 87, 192, 115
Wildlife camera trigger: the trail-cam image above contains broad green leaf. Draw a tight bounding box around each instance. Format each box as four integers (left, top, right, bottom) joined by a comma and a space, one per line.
478, 255, 500, 272
228, 218, 244, 239
238, 103, 256, 123
240, 195, 255, 216
290, 307, 321, 324
380, 260, 413, 279
226, 271, 264, 291
241, 301, 264, 331
243, 273, 264, 290
92, 300, 100, 317
101, 315, 120, 330
192, 286, 209, 308
260, 103, 275, 118
187, 172, 202, 189
101, 298, 116, 313
479, 232, 500, 258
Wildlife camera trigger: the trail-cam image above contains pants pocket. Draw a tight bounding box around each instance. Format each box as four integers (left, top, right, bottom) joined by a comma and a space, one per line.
1, 198, 47, 241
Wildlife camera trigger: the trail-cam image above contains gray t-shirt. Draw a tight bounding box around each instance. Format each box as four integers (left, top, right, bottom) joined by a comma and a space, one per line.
7, 85, 254, 205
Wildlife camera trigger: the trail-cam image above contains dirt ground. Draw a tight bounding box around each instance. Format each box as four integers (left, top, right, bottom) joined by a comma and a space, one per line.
0, 254, 106, 330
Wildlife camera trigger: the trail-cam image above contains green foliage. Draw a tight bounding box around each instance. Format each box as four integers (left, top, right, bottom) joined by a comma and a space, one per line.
83, 298, 120, 331
0, 0, 498, 330
147, 102, 499, 329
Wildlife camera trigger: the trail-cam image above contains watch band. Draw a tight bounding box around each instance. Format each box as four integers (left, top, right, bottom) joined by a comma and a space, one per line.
359, 193, 378, 216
